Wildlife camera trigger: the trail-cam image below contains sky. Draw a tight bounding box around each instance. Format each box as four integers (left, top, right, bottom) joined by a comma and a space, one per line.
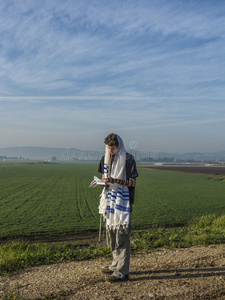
0, 0, 225, 154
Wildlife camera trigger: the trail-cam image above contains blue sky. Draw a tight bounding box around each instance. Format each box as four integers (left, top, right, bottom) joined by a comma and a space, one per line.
0, 0, 225, 153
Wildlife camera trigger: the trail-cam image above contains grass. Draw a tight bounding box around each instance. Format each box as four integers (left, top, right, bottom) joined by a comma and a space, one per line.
1, 163, 225, 239
131, 214, 225, 250
0, 241, 111, 276
0, 163, 101, 238
1, 214, 225, 276
133, 167, 225, 228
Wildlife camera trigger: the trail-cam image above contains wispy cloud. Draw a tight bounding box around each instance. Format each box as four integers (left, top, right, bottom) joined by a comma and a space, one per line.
0, 0, 225, 152
0, 0, 224, 98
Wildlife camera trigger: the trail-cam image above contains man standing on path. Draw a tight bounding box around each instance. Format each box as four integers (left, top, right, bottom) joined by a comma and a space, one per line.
98, 133, 138, 282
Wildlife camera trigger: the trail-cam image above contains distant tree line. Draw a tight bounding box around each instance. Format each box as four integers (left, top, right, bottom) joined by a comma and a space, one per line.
0, 155, 26, 160
142, 156, 222, 163
142, 157, 175, 162
0, 155, 7, 160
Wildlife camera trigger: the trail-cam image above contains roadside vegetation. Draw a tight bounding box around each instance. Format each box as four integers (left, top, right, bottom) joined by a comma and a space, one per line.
1, 214, 225, 276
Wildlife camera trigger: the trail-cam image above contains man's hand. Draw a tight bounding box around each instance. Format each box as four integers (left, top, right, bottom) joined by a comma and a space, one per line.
104, 177, 115, 184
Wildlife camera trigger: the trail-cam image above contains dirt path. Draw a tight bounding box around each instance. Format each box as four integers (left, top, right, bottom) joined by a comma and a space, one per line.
1, 244, 225, 299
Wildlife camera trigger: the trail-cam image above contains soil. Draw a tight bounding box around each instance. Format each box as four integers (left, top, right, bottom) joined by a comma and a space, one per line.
141, 165, 225, 177
0, 232, 103, 245
1, 243, 225, 299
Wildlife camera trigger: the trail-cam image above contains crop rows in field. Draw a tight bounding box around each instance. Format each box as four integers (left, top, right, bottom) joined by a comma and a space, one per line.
132, 167, 225, 228
0, 163, 102, 239
0, 163, 225, 239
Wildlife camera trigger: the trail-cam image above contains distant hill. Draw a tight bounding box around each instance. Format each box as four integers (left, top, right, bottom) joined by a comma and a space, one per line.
0, 147, 225, 162
0, 147, 80, 161
157, 151, 225, 162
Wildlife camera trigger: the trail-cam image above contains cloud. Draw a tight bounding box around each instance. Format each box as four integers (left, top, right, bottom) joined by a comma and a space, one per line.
1, 97, 225, 152
0, 0, 225, 152
1, 98, 224, 133
0, 0, 224, 98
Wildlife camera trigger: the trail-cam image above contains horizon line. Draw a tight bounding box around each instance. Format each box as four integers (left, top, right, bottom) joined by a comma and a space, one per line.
0, 145, 225, 155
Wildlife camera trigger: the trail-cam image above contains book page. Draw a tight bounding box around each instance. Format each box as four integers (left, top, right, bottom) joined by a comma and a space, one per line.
89, 176, 105, 187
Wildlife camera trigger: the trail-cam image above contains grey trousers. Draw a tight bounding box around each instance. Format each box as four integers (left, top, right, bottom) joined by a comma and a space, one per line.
108, 224, 131, 278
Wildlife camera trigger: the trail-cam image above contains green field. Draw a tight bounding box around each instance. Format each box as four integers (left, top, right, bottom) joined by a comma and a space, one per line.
0, 163, 225, 239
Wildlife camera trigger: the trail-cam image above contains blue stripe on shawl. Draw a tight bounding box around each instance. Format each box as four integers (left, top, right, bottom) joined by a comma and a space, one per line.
117, 190, 129, 195
116, 191, 129, 200
106, 197, 115, 202
108, 188, 129, 196
107, 206, 114, 214
106, 187, 130, 214
117, 187, 129, 195
109, 189, 129, 201
115, 204, 130, 212
106, 192, 116, 199
107, 190, 116, 196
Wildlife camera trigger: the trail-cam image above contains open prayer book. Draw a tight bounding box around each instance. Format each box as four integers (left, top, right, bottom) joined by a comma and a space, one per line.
89, 176, 106, 187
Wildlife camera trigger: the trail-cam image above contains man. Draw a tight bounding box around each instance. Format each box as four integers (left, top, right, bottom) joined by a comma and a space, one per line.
98, 133, 138, 282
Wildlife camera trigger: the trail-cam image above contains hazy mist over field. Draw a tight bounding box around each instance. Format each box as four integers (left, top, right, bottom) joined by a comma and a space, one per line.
0, 1, 225, 153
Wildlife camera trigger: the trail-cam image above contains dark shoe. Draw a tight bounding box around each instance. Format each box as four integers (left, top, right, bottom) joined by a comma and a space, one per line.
107, 275, 129, 282
102, 266, 113, 274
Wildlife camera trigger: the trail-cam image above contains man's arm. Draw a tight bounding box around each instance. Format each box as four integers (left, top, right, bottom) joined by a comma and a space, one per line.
104, 177, 136, 187
98, 156, 105, 181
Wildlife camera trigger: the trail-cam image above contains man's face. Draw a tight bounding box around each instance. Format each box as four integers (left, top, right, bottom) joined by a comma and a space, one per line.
106, 144, 118, 155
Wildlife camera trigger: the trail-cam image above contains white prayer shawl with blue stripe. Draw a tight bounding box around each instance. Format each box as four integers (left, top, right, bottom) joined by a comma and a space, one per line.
99, 135, 130, 230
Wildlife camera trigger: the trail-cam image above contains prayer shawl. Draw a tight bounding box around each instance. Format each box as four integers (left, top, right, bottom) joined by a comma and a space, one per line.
99, 135, 130, 230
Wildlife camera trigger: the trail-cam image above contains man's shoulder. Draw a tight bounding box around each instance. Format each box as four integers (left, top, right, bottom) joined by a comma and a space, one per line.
126, 152, 138, 178
126, 152, 136, 163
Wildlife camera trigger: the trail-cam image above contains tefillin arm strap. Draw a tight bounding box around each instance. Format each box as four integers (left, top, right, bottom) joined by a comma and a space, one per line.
107, 177, 136, 187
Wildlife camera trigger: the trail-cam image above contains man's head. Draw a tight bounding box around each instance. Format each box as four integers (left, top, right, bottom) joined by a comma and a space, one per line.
104, 133, 118, 155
